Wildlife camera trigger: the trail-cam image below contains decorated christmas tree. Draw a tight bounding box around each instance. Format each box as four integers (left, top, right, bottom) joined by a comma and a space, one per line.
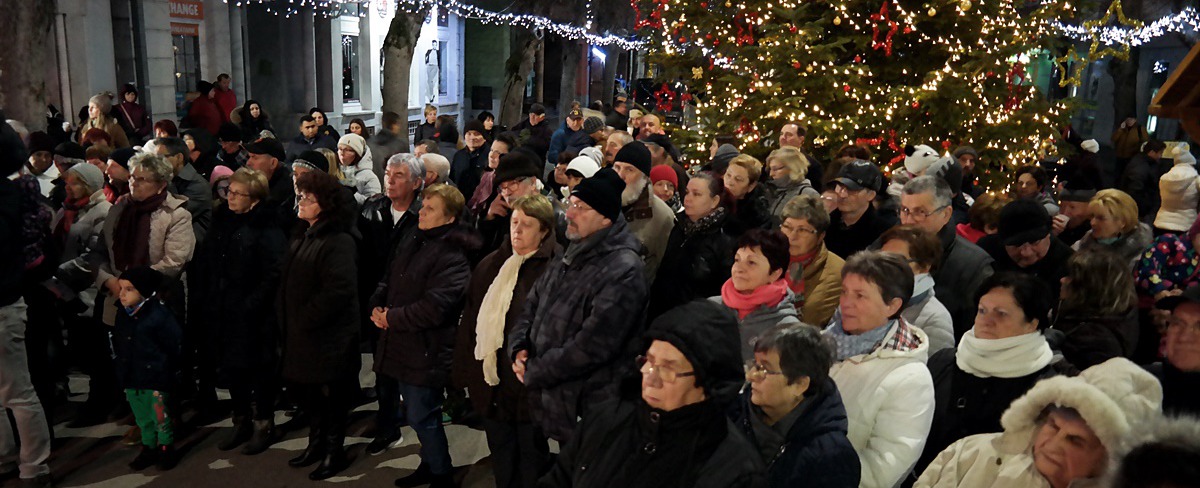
634, 0, 1084, 190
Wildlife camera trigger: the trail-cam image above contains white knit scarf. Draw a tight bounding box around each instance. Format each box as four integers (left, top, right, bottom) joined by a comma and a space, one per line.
474, 249, 537, 386
956, 329, 1053, 379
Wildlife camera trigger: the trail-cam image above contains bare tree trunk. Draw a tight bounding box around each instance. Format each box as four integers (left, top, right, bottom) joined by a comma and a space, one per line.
499, 29, 541, 129
534, 42, 544, 104
381, 6, 431, 149
0, 1, 55, 130
600, 44, 621, 106
558, 39, 582, 116
1110, 48, 1141, 128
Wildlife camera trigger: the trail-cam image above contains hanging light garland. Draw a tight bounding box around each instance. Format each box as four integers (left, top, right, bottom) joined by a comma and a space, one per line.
1055, 6, 1200, 47
225, 0, 644, 48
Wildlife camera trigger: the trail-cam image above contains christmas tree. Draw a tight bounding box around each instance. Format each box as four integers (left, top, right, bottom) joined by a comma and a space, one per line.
634, 0, 1083, 190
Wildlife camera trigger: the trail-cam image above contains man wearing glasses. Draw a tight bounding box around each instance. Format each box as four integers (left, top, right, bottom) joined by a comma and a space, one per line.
824, 160, 897, 259
1151, 288, 1200, 416
977, 200, 1074, 306
899, 176, 993, 339
508, 167, 648, 444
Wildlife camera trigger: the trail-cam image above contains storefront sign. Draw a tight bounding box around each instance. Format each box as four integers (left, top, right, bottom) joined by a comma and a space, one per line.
169, 0, 204, 20
171, 22, 199, 37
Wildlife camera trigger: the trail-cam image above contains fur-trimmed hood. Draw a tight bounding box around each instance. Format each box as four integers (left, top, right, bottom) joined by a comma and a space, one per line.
1107, 414, 1200, 487
998, 358, 1162, 454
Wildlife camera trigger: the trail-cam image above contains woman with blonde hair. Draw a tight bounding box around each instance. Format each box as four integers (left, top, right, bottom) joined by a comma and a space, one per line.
766, 147, 819, 218
1072, 188, 1152, 265
79, 93, 131, 149
315, 148, 346, 182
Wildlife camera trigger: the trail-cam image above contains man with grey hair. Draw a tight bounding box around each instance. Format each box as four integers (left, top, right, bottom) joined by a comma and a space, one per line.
156, 137, 212, 242
612, 141, 675, 284
899, 175, 993, 337
358, 154, 425, 345
604, 131, 634, 167
420, 153, 452, 188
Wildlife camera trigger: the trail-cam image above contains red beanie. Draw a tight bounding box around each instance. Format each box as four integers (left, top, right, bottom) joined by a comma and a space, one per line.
650, 165, 678, 188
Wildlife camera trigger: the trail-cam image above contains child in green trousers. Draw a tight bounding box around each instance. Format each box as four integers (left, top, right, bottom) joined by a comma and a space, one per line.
113, 267, 182, 471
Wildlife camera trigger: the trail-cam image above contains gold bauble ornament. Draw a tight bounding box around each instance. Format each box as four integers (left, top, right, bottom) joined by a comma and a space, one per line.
959, 0, 971, 11
833, 16, 842, 25
805, 65, 814, 73
928, 7, 937, 16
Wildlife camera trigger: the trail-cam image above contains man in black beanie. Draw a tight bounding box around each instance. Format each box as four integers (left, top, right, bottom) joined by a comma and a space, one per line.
508, 167, 649, 444
612, 141, 676, 284
977, 199, 1074, 304
540, 300, 766, 486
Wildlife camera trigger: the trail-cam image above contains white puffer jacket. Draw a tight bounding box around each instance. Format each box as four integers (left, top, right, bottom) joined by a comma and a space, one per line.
830, 319, 934, 488
1154, 143, 1199, 232
915, 358, 1163, 488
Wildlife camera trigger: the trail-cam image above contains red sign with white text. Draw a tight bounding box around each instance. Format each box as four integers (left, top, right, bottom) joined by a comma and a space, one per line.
169, 0, 204, 20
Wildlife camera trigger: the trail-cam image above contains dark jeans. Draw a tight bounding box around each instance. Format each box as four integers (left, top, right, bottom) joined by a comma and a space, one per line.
482, 418, 550, 488
378, 375, 451, 475
228, 368, 278, 421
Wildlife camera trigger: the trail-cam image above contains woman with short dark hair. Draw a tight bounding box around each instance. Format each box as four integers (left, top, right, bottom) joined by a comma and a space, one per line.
277, 171, 360, 480
912, 272, 1066, 485
711, 228, 801, 359
735, 324, 860, 488
823, 250, 934, 488
194, 167, 287, 455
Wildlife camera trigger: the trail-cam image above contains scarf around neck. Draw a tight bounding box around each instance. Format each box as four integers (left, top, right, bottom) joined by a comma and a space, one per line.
825, 315, 894, 361
911, 273, 935, 305
956, 329, 1053, 378
786, 248, 820, 300
113, 191, 168, 272
682, 206, 726, 236
475, 247, 538, 386
721, 278, 789, 320
55, 195, 91, 241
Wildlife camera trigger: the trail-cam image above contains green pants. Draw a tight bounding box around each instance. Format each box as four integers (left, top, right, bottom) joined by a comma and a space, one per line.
125, 389, 173, 447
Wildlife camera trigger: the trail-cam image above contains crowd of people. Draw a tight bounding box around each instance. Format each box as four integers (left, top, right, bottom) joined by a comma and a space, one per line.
0, 84, 1198, 488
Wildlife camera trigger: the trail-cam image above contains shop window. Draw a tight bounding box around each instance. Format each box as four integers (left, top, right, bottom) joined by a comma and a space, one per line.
172, 32, 201, 120
343, 34, 360, 102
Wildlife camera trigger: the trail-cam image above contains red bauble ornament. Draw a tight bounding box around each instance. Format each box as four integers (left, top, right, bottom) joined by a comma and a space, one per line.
911, 101, 920, 108
903, 26, 912, 34
843, 84, 851, 93
854, 55, 862, 63
790, 26, 798, 33
793, 61, 802, 69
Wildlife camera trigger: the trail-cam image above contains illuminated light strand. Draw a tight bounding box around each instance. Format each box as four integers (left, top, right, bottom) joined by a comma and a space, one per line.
1055, 7, 1200, 47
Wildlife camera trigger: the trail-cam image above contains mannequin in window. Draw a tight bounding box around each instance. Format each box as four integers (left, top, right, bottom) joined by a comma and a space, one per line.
425, 40, 440, 104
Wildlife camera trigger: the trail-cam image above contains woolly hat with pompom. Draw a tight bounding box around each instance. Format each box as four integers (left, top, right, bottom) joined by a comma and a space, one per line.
1171, 143, 1196, 166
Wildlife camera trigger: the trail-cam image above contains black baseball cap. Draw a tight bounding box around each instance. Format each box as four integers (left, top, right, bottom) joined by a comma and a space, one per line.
244, 137, 286, 162
833, 160, 883, 192
997, 200, 1051, 246
567, 108, 584, 119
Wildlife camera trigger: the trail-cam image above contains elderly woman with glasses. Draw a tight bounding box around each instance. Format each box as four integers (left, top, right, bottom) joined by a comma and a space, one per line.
779, 194, 844, 327
192, 168, 287, 455
540, 300, 766, 488
735, 324, 860, 488
823, 251, 934, 488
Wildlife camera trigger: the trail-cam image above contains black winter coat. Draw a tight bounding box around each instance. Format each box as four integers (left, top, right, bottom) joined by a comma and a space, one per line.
540, 390, 766, 488
725, 185, 775, 236
371, 223, 479, 388
266, 167, 297, 230
979, 233, 1073, 306
1146, 361, 1200, 417
1049, 307, 1139, 370
452, 235, 560, 422
931, 224, 994, 339
113, 299, 182, 391
735, 379, 860, 488
508, 218, 648, 442
450, 146, 489, 200
648, 211, 735, 320
911, 347, 1063, 484
277, 217, 360, 384
825, 204, 898, 260
357, 195, 421, 319
193, 203, 286, 380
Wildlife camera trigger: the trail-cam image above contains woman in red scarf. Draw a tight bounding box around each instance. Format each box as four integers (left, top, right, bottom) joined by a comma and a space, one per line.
712, 228, 802, 360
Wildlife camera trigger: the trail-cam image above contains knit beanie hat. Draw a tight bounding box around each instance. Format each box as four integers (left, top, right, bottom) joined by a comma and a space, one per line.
0, 116, 26, 177
108, 147, 137, 169
119, 266, 164, 298
644, 300, 744, 403
1081, 139, 1100, 154
649, 165, 678, 189
710, 144, 740, 175
579, 146, 605, 167
997, 199, 1051, 246
464, 119, 487, 137
67, 163, 105, 194
196, 80, 214, 95
952, 145, 978, 160
583, 116, 606, 135
218, 122, 242, 143
54, 141, 86, 161
209, 165, 234, 185
292, 150, 329, 174
1001, 358, 1163, 452
1171, 143, 1196, 166
27, 131, 56, 155
337, 133, 367, 158
571, 167, 625, 221
566, 155, 601, 179
614, 141, 652, 176
494, 147, 542, 184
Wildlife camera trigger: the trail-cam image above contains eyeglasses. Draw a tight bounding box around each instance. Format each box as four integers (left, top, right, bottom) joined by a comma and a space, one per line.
900, 205, 948, 221
780, 223, 819, 236
227, 189, 251, 199
567, 199, 595, 213
743, 361, 784, 382
637, 355, 696, 384
1166, 318, 1200, 335
128, 174, 157, 186
499, 177, 529, 194
297, 194, 318, 206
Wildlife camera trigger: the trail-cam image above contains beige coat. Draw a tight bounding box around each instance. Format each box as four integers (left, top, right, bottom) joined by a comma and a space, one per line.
624, 187, 676, 285
79, 116, 131, 149
792, 242, 844, 327
90, 192, 195, 288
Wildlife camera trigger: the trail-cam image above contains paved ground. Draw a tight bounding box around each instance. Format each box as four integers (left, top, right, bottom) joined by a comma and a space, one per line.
2, 357, 507, 488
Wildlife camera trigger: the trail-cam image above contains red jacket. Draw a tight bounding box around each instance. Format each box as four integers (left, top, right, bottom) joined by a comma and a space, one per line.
187, 97, 222, 136
214, 88, 237, 124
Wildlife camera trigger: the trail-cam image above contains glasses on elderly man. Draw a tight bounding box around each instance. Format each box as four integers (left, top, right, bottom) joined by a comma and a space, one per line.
900, 205, 948, 221
637, 355, 696, 384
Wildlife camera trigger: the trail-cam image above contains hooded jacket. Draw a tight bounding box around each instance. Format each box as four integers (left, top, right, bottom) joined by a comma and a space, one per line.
1108, 415, 1200, 488
735, 379, 861, 488
508, 218, 648, 442
1153, 147, 1200, 232
915, 358, 1163, 488
710, 288, 802, 360
827, 318, 934, 488
372, 223, 480, 388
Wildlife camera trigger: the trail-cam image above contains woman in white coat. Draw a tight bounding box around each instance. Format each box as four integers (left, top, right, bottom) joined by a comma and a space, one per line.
336, 133, 381, 205
1154, 143, 1198, 234
823, 251, 935, 488
915, 358, 1162, 488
